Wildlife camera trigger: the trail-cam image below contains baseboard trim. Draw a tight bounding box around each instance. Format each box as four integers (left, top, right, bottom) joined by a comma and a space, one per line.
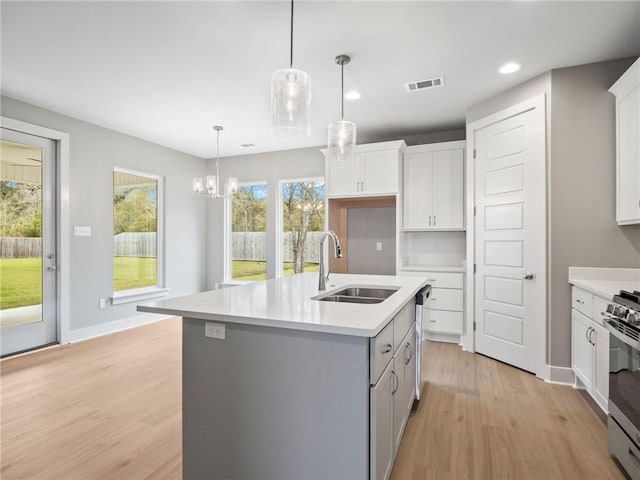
67, 313, 173, 343
545, 365, 575, 385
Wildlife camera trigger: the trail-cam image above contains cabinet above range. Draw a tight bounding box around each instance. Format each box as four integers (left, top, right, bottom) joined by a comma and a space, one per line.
323, 140, 406, 198
402, 141, 465, 231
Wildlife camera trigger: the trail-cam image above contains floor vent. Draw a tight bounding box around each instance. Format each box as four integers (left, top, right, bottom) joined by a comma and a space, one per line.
407, 77, 445, 92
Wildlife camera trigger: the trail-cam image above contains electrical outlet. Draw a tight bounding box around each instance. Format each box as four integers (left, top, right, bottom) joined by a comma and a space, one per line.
205, 322, 225, 340
99, 298, 106, 308
74, 226, 92, 237
376, 242, 382, 251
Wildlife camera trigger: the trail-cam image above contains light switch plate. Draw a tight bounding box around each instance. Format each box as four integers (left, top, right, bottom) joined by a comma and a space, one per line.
74, 226, 92, 237
376, 242, 382, 251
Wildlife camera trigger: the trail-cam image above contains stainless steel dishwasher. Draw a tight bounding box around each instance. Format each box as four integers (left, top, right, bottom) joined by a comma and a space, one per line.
414, 285, 431, 403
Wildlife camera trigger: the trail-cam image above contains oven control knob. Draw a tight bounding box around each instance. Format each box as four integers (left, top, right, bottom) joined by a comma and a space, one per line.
612, 306, 628, 318
606, 304, 615, 315
626, 311, 640, 326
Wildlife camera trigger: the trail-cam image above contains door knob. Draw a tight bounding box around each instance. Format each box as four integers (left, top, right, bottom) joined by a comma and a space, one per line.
523, 272, 534, 280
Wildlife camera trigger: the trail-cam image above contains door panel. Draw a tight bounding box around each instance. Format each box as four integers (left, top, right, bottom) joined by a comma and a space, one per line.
474, 103, 546, 374
403, 152, 433, 229
0, 128, 57, 356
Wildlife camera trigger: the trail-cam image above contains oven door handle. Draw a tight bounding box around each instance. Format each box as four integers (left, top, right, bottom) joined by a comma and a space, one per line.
604, 318, 640, 350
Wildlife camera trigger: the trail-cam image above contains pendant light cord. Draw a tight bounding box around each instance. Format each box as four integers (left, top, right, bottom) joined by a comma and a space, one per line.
289, 0, 294, 68
341, 62, 345, 120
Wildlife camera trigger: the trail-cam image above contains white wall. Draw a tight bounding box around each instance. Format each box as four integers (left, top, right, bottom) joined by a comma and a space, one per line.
1, 96, 207, 338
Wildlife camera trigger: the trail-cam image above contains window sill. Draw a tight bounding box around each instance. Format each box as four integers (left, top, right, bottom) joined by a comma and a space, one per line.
111, 287, 169, 306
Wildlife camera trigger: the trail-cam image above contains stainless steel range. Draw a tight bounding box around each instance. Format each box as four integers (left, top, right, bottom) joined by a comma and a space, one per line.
603, 290, 640, 480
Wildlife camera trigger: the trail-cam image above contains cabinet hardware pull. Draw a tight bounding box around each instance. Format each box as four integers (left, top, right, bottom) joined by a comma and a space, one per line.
428, 215, 431, 226
628, 447, 640, 470
405, 342, 413, 365
391, 370, 399, 394
576, 299, 584, 304
380, 344, 392, 354
587, 327, 595, 346
585, 327, 591, 344
427, 279, 436, 282
429, 320, 436, 323
434, 216, 436, 226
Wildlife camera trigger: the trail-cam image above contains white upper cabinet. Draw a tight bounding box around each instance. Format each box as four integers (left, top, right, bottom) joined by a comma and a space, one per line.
402, 141, 465, 230
324, 141, 405, 198
609, 58, 640, 225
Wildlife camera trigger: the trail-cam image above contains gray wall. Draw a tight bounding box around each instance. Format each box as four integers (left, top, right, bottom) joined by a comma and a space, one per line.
1, 96, 207, 332
466, 58, 640, 369
549, 58, 640, 367
207, 147, 325, 288
347, 206, 396, 275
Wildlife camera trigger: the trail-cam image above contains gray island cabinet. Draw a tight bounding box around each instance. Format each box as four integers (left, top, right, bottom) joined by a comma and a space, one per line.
138, 273, 426, 480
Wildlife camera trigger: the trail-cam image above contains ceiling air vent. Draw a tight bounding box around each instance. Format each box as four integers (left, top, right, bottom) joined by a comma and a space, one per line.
407, 76, 445, 92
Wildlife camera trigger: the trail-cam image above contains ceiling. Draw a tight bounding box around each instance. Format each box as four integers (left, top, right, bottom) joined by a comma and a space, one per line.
2, 1, 639, 159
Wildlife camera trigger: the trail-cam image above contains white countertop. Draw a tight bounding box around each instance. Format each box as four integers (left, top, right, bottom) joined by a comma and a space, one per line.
137, 273, 428, 337
568, 267, 640, 300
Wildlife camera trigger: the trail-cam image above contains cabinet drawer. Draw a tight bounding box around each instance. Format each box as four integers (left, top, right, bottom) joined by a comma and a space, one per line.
423, 271, 464, 289
427, 288, 463, 312
593, 296, 610, 326
424, 309, 463, 334
393, 302, 415, 354
371, 320, 394, 385
572, 287, 593, 318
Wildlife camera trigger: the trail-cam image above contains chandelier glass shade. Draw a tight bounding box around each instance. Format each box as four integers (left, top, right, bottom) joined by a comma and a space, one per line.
327, 54, 356, 167
193, 126, 237, 199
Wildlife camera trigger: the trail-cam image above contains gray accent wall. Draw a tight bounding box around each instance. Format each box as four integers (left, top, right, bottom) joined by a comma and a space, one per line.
347, 206, 397, 275
467, 58, 640, 369
549, 58, 640, 367
1, 96, 207, 333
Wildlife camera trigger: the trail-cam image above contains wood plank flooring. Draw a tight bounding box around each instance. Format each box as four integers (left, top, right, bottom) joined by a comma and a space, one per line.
1, 317, 625, 479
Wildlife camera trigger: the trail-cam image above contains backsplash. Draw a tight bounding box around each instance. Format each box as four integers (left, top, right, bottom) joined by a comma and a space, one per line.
400, 231, 466, 267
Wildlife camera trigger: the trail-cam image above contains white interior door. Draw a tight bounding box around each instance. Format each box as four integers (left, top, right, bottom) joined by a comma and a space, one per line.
0, 128, 57, 356
473, 99, 546, 374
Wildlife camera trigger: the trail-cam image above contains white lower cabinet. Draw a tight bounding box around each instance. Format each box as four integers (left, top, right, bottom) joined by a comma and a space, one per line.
570, 286, 610, 413
423, 271, 465, 338
370, 306, 417, 480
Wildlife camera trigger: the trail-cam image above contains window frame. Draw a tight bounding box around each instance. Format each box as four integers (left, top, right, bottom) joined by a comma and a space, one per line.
225, 180, 268, 284
111, 167, 167, 305
276, 176, 325, 278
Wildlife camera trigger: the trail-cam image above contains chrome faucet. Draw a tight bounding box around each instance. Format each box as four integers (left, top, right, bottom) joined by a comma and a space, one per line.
318, 230, 342, 291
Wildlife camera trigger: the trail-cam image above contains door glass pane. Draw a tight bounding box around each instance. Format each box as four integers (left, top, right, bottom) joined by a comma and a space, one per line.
113, 171, 158, 291
0, 140, 43, 327
281, 180, 324, 276
231, 184, 267, 281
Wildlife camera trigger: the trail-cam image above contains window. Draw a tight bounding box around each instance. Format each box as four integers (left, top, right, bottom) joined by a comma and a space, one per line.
113, 168, 163, 295
229, 183, 267, 282
280, 179, 325, 277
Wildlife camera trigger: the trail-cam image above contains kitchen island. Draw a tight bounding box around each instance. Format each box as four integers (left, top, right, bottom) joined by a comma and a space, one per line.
138, 273, 428, 480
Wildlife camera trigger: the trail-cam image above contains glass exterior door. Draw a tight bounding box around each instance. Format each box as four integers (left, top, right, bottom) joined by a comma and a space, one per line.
0, 128, 57, 356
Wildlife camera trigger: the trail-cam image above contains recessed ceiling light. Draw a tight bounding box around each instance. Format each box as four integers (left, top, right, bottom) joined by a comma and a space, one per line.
499, 62, 521, 74
344, 90, 361, 100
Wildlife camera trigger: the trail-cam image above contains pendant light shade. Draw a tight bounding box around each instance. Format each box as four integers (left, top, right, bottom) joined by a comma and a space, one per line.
327, 54, 356, 167
271, 0, 311, 135
271, 67, 311, 135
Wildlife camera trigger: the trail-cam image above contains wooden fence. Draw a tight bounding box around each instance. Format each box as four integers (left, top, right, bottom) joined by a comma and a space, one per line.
233, 232, 322, 263
114, 232, 157, 257
0, 237, 42, 258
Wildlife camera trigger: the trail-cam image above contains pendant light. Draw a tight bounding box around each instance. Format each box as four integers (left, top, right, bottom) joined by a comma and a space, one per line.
193, 126, 238, 199
271, 0, 311, 136
327, 54, 356, 167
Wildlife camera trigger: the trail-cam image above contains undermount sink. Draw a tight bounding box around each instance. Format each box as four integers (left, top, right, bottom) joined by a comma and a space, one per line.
314, 286, 400, 304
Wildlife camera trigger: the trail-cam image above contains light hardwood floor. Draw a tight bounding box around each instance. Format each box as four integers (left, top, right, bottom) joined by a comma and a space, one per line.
1, 317, 625, 479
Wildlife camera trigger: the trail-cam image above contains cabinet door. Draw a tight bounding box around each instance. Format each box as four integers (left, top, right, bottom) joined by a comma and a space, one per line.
592, 322, 609, 413
371, 362, 394, 480
403, 152, 433, 229
362, 150, 399, 195
433, 149, 464, 229
571, 310, 593, 391
326, 157, 361, 197
392, 355, 406, 456
616, 85, 640, 224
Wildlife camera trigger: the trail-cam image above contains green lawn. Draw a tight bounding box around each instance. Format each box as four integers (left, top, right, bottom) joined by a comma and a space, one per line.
114, 256, 157, 291
0, 258, 42, 310
232, 261, 319, 281
1, 257, 316, 310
